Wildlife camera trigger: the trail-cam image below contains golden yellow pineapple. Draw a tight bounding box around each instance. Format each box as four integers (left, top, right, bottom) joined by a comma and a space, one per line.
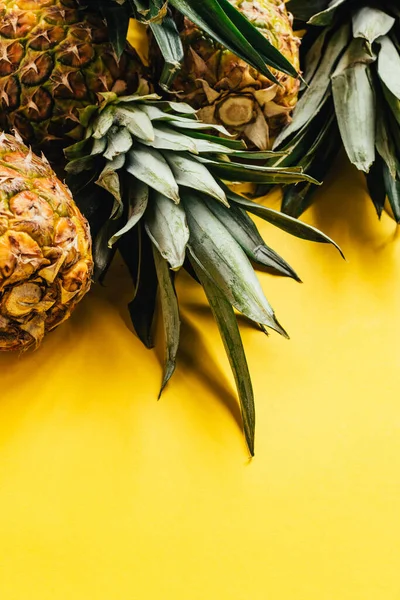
169, 0, 301, 149
0, 132, 92, 351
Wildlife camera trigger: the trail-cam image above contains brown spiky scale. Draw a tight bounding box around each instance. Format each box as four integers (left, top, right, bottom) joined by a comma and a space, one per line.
166, 0, 301, 150
0, 0, 145, 156
0, 132, 92, 350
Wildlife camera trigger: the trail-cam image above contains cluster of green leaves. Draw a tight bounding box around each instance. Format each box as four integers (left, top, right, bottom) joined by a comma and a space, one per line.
86, 0, 299, 89
273, 1, 400, 220
65, 90, 341, 455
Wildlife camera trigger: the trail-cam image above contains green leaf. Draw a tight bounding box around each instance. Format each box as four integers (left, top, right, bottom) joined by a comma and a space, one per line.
127, 144, 180, 202
92, 106, 116, 139
141, 124, 198, 153
99, 2, 131, 58
64, 137, 90, 160
280, 119, 341, 218
164, 101, 197, 114
274, 23, 350, 149
217, 0, 298, 78
352, 7, 395, 46
383, 162, 400, 223
152, 244, 181, 397
145, 190, 190, 270
286, 0, 329, 22
382, 82, 400, 126
203, 196, 301, 281
91, 136, 108, 156
377, 36, 400, 100
331, 39, 377, 172
309, 0, 348, 26
108, 179, 149, 246
183, 130, 245, 150
376, 110, 399, 179
104, 126, 132, 160
229, 150, 287, 160
150, 15, 184, 89
171, 120, 234, 136
92, 217, 121, 282
119, 225, 158, 349
190, 258, 256, 456
163, 151, 228, 204
139, 104, 197, 123
114, 105, 155, 142
168, 0, 281, 84
224, 186, 344, 257
64, 154, 95, 174
302, 27, 332, 86
199, 158, 318, 185
96, 158, 125, 219
183, 191, 288, 336
366, 156, 386, 218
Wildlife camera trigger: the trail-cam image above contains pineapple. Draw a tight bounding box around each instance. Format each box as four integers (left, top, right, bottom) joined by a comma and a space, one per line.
0, 131, 92, 350
0, 0, 144, 156
0, 0, 339, 453
163, 0, 301, 150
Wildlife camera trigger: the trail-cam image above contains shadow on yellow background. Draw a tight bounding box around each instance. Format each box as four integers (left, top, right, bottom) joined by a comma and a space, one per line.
0, 155, 399, 599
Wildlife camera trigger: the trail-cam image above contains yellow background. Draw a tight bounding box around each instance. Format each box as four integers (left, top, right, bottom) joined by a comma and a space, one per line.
0, 157, 399, 598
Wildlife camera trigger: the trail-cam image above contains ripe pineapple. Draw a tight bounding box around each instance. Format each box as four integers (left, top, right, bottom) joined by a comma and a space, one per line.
0, 132, 92, 351
0, 0, 337, 452
166, 0, 301, 149
0, 0, 144, 155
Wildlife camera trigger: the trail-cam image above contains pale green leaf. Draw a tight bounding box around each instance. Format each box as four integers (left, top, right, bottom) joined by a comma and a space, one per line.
183, 191, 288, 336
145, 191, 189, 270
353, 7, 395, 45
108, 180, 149, 246
152, 244, 180, 397
127, 145, 180, 203
332, 39, 376, 172
114, 105, 155, 142
190, 258, 256, 456
274, 23, 350, 148
104, 126, 132, 160
163, 152, 228, 205
377, 36, 400, 100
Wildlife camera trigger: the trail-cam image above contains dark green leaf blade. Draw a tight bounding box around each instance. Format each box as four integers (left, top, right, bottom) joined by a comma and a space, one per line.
95, 2, 131, 58
224, 186, 344, 257
152, 244, 181, 396
383, 163, 400, 223
217, 0, 298, 77
119, 225, 158, 349
190, 257, 256, 456
366, 156, 386, 219
168, 0, 280, 84
203, 195, 301, 281
150, 15, 184, 89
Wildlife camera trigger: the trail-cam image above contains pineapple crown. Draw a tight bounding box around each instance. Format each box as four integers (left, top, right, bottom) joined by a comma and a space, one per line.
275, 1, 400, 219
63, 87, 342, 454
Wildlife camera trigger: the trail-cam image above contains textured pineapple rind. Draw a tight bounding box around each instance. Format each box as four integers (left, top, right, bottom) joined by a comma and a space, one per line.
0, 0, 143, 154
0, 133, 93, 351
168, 0, 301, 150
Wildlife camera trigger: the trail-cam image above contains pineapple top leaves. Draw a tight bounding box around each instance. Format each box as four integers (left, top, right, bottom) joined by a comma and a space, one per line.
87, 0, 300, 88
64, 89, 342, 455
273, 1, 400, 220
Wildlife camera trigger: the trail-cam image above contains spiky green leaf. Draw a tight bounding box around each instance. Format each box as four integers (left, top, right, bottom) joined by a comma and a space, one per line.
145, 190, 189, 270
190, 258, 256, 456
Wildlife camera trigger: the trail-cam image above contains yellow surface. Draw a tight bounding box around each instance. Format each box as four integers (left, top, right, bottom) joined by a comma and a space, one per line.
0, 158, 400, 599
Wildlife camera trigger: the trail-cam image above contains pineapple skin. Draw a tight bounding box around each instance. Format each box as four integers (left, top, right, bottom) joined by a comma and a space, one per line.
0, 133, 93, 350
0, 0, 144, 155
170, 0, 301, 150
